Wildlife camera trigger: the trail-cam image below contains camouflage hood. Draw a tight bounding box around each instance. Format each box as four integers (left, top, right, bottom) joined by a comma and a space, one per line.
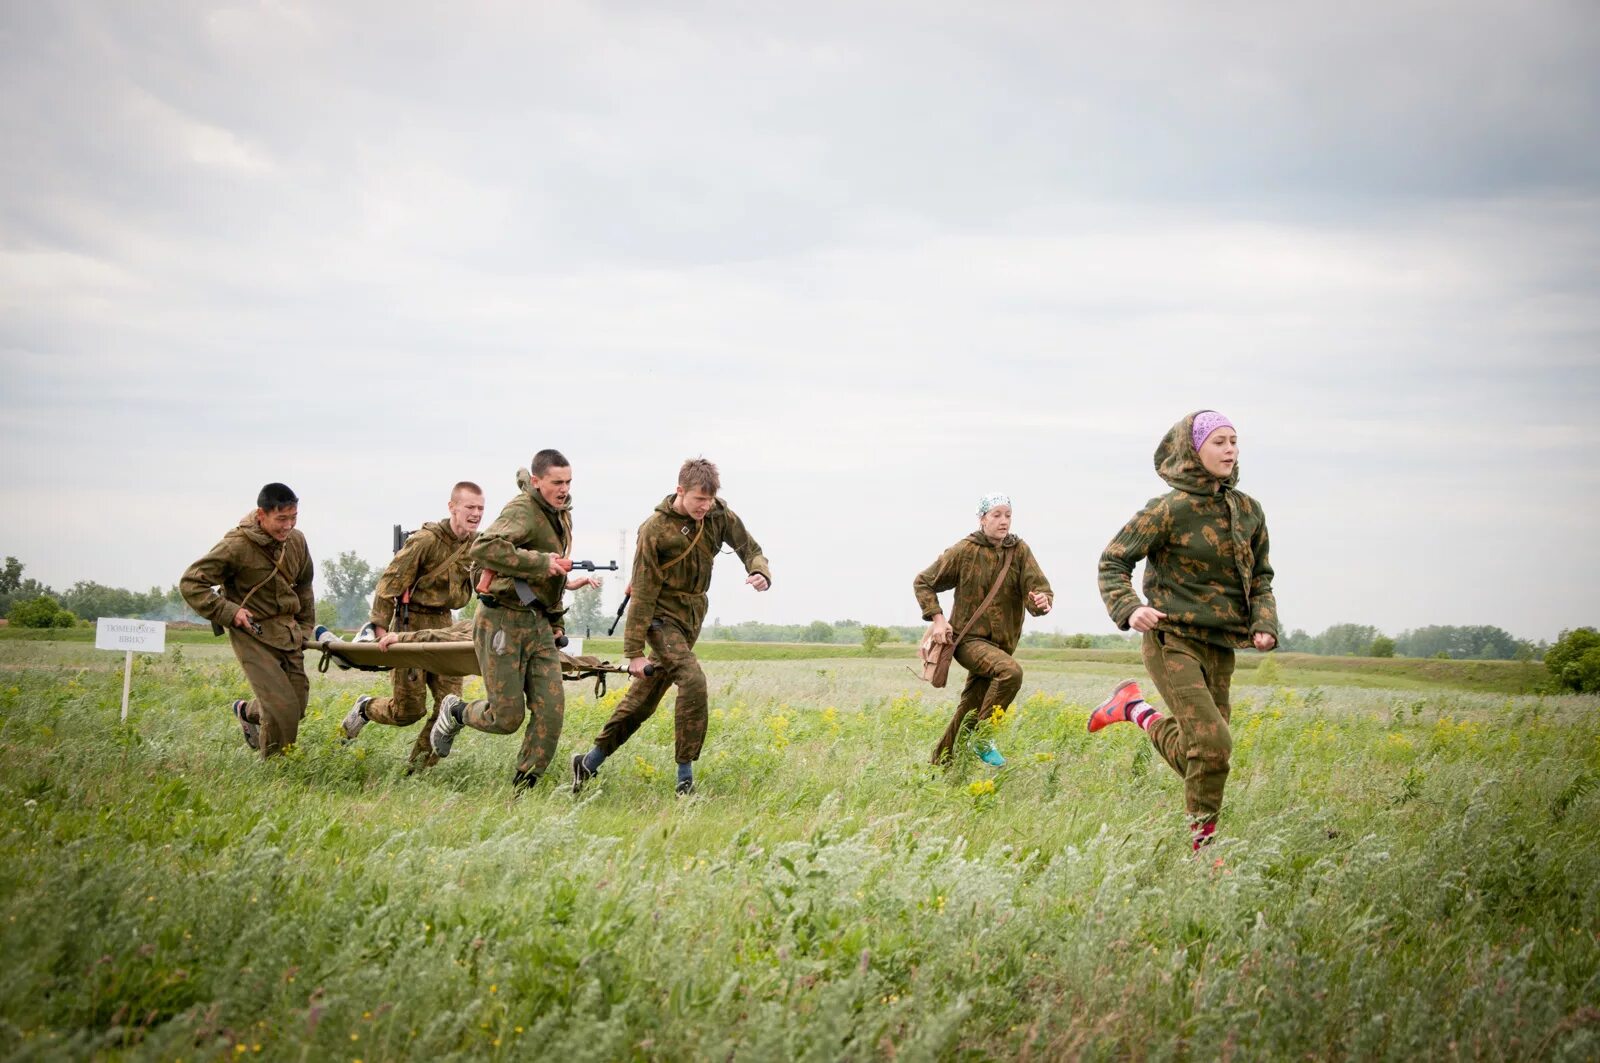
1157, 410, 1253, 622
1154, 411, 1239, 495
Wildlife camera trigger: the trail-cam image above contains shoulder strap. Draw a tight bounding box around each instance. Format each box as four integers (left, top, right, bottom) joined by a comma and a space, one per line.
953, 545, 1015, 646
407, 531, 473, 601
237, 537, 296, 614
659, 518, 706, 575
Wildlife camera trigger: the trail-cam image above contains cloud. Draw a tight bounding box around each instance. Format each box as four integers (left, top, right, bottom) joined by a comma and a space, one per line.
2, 2, 1598, 641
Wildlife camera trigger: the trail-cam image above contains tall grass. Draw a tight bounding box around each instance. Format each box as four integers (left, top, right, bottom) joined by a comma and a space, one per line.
1, 641, 1596, 1060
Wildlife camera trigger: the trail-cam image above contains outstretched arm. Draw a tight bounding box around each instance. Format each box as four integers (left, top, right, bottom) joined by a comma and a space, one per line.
722, 508, 772, 590
1099, 497, 1168, 630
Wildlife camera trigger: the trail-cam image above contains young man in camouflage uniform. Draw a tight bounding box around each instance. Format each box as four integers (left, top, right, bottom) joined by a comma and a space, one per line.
179, 483, 315, 759
572, 457, 771, 796
342, 481, 484, 766
1089, 410, 1279, 850
429, 450, 600, 791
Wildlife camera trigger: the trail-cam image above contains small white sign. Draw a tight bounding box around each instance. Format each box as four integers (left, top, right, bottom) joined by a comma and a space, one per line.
96, 618, 167, 653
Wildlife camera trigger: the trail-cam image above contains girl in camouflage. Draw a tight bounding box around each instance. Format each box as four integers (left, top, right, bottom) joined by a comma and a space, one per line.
1089, 410, 1279, 851
913, 495, 1055, 767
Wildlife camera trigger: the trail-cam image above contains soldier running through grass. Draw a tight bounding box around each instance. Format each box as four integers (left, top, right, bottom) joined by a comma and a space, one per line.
428, 450, 601, 791
1088, 410, 1279, 851
914, 495, 1054, 767
572, 457, 771, 796
342, 481, 484, 767
179, 482, 315, 759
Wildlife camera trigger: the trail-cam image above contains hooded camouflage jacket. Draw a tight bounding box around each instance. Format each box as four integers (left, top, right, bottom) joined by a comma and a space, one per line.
468, 468, 571, 619
913, 533, 1052, 655
1099, 411, 1278, 650
369, 520, 477, 630
180, 515, 315, 653
623, 495, 771, 658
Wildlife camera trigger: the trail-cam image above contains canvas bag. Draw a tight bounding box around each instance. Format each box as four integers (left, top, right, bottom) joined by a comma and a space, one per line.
919, 544, 1014, 688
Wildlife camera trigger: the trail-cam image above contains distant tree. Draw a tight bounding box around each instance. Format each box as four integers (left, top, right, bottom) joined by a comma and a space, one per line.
1368, 636, 1396, 658
315, 598, 340, 630
8, 595, 76, 629
1279, 628, 1311, 652
1395, 625, 1522, 660
861, 624, 888, 655
801, 620, 834, 643
0, 556, 55, 616
1319, 624, 1383, 656
0, 556, 21, 595
566, 585, 604, 637
58, 581, 162, 622
322, 552, 380, 628
1546, 628, 1600, 693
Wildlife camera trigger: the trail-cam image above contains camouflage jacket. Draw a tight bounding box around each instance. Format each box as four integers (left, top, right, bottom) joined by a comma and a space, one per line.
1099, 411, 1278, 649
623, 495, 771, 657
468, 468, 571, 618
913, 533, 1052, 654
180, 515, 315, 652
399, 619, 472, 643
370, 520, 476, 629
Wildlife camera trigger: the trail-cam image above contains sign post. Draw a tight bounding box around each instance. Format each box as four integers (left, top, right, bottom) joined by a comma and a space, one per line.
95, 618, 168, 721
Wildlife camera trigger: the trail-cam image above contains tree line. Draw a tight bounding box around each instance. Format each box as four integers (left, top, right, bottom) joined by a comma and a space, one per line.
1278, 622, 1545, 661
6, 554, 1595, 692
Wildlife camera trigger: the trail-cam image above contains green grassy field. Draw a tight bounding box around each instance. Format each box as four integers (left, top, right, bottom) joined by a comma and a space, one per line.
1, 638, 1597, 1060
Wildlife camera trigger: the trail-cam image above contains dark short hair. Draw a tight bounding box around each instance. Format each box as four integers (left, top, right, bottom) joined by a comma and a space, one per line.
451, 481, 483, 500
531, 449, 570, 476
678, 457, 719, 495
257, 482, 298, 511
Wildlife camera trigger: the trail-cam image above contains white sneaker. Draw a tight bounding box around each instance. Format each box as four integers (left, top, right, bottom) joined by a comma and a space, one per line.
342, 695, 372, 743
430, 694, 465, 757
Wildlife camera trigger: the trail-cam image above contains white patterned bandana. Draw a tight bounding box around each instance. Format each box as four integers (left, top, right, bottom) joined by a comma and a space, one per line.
977, 494, 1012, 516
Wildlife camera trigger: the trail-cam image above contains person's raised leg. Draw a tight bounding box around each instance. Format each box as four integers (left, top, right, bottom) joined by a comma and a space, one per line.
931, 640, 996, 765
433, 609, 530, 757
231, 631, 302, 759
1149, 632, 1232, 844
512, 626, 565, 791
970, 643, 1022, 765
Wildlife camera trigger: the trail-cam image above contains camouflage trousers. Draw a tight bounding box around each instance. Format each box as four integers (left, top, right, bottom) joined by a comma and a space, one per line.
593, 618, 708, 763
228, 629, 308, 759
1140, 630, 1236, 824
462, 604, 565, 782
362, 609, 463, 767
931, 637, 1023, 765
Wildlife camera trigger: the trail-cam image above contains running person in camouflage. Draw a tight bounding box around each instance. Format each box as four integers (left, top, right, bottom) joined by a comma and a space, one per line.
1089, 410, 1279, 850
342, 481, 484, 767
179, 483, 315, 759
914, 495, 1054, 767
428, 450, 601, 791
572, 457, 771, 796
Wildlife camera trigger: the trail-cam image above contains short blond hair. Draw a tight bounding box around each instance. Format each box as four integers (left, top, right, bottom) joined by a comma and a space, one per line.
677, 457, 720, 495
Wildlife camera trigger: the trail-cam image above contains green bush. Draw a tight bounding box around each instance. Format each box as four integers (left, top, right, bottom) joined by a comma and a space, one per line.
861, 624, 889, 655
802, 620, 834, 643
1547, 627, 1600, 693
7, 595, 77, 629
1368, 636, 1396, 658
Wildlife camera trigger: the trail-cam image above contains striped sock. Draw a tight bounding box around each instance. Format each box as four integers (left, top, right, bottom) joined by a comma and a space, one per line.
1130, 702, 1160, 731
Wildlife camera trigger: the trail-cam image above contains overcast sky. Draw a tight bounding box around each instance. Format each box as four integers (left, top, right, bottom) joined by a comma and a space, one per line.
2, 2, 1597, 642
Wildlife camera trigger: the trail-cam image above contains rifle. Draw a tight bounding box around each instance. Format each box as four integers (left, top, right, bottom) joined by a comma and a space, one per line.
390, 524, 418, 629
475, 561, 619, 648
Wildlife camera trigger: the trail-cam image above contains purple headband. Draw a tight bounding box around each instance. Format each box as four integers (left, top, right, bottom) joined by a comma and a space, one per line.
1191, 411, 1235, 452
